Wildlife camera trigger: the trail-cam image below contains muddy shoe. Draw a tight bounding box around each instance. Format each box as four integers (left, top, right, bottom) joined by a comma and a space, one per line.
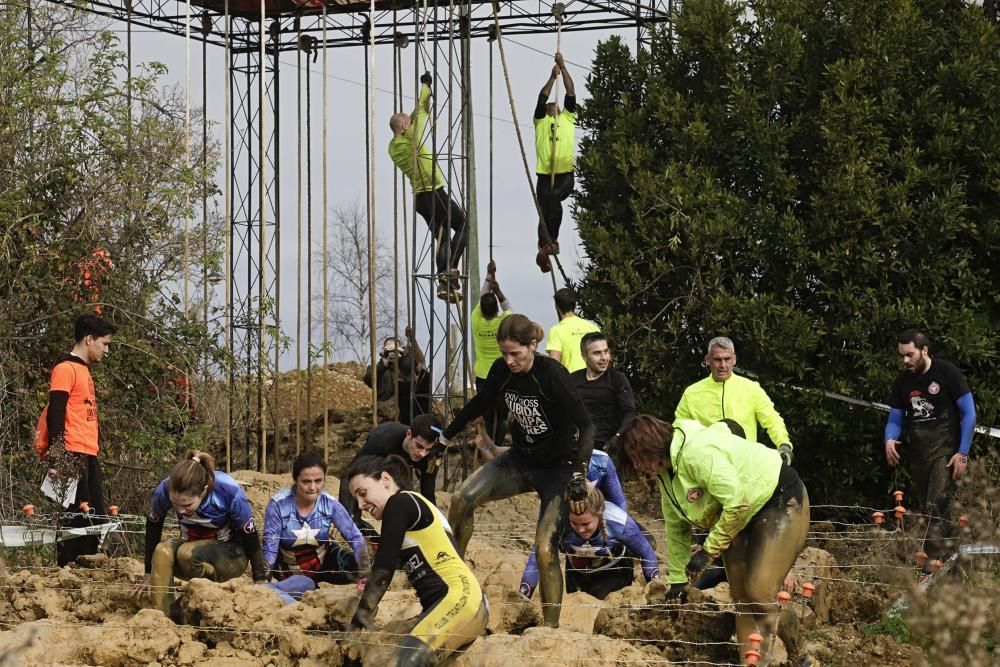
536, 252, 552, 273
436, 272, 463, 303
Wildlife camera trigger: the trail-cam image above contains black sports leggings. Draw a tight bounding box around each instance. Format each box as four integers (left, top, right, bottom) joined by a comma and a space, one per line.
414, 188, 467, 274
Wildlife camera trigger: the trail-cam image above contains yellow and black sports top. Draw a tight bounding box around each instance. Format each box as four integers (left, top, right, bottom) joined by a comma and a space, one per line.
362, 491, 479, 612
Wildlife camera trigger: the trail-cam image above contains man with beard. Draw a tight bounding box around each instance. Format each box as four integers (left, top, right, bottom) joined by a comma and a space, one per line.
884, 328, 976, 570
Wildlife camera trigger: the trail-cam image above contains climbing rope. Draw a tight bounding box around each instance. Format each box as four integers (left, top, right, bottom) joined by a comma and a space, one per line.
223, 0, 232, 472
321, 4, 330, 463
295, 14, 304, 458
364, 9, 378, 425
487, 0, 570, 290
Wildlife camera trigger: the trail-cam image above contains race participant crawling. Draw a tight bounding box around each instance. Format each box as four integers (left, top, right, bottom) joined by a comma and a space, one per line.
477, 426, 626, 511
620, 416, 809, 666
262, 451, 369, 604
346, 455, 488, 666
139, 451, 267, 616
519, 487, 659, 600
443, 314, 596, 627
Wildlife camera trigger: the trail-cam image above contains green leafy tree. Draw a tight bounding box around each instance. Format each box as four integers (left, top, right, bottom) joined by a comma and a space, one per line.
576, 0, 1000, 505
0, 6, 226, 513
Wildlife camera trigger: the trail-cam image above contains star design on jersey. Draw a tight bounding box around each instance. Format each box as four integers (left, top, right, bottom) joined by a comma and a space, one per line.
291, 521, 320, 547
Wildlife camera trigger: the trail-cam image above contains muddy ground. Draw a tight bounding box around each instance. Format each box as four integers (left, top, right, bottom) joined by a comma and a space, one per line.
0, 464, 920, 666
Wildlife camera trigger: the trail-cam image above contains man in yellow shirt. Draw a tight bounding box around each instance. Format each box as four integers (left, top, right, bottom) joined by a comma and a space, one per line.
534, 52, 576, 259
546, 288, 599, 373
471, 260, 512, 444
388, 72, 466, 302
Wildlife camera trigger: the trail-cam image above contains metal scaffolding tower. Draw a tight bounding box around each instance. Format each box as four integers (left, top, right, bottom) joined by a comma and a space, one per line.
39, 0, 673, 474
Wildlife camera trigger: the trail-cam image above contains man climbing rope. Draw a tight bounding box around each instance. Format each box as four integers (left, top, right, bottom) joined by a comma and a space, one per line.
388, 72, 467, 302
534, 51, 576, 269
471, 260, 513, 445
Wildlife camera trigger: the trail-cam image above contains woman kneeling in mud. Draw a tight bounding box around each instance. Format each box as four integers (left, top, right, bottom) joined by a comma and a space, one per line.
346, 454, 487, 666
137, 451, 267, 617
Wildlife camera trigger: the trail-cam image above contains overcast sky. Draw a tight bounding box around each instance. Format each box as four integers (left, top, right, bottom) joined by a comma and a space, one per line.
128, 18, 636, 370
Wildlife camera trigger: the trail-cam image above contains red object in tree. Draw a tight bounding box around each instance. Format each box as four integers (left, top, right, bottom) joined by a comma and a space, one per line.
747, 633, 763, 651
872, 511, 884, 525
744, 649, 761, 666
109, 505, 119, 517
73, 248, 113, 314
894, 505, 906, 520
777, 591, 792, 605
23, 504, 34, 517
914, 551, 928, 568
801, 582, 815, 599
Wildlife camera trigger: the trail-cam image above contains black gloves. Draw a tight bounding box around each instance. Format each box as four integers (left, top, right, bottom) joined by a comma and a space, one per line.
685, 549, 712, 581
420, 71, 433, 86
666, 583, 688, 604
350, 567, 392, 630
779, 444, 793, 466
567, 472, 589, 514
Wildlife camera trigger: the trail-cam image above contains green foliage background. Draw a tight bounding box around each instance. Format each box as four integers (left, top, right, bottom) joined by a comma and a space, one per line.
0, 7, 224, 516
575, 0, 1000, 506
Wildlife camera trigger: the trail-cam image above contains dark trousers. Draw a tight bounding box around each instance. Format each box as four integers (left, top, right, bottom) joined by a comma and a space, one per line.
414, 188, 467, 274
536, 172, 574, 245
908, 423, 958, 561
475, 376, 509, 446
57, 453, 106, 567
448, 452, 574, 627
565, 556, 635, 600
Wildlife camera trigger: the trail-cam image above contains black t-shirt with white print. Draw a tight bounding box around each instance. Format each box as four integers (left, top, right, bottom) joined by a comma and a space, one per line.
444, 354, 591, 466
888, 359, 970, 440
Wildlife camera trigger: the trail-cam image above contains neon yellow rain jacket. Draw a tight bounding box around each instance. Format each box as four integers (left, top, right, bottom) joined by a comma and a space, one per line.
658, 420, 782, 584
674, 373, 791, 446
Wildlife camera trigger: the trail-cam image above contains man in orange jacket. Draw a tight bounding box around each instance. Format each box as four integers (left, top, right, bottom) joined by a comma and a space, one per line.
38, 314, 117, 566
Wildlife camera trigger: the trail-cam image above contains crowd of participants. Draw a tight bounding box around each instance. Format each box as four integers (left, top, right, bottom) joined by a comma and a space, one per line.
33, 51, 978, 667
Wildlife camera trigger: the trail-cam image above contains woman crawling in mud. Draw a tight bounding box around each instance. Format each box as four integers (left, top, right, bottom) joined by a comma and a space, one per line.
518, 486, 660, 601
619, 416, 810, 666
346, 454, 488, 667
136, 450, 268, 617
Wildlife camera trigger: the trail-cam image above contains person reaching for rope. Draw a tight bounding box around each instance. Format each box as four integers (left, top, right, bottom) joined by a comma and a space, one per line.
389, 72, 467, 302
534, 52, 576, 263
519, 487, 659, 601
442, 314, 595, 628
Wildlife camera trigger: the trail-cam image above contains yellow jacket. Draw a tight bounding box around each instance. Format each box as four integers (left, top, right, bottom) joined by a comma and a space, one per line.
658, 421, 783, 584
674, 373, 790, 446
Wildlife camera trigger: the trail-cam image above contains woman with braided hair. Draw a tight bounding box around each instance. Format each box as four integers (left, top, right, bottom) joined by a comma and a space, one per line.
519, 487, 659, 600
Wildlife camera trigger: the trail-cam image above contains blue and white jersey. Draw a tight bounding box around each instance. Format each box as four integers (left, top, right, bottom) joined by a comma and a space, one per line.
262, 488, 368, 579
587, 449, 628, 511
520, 502, 658, 596
148, 470, 255, 542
